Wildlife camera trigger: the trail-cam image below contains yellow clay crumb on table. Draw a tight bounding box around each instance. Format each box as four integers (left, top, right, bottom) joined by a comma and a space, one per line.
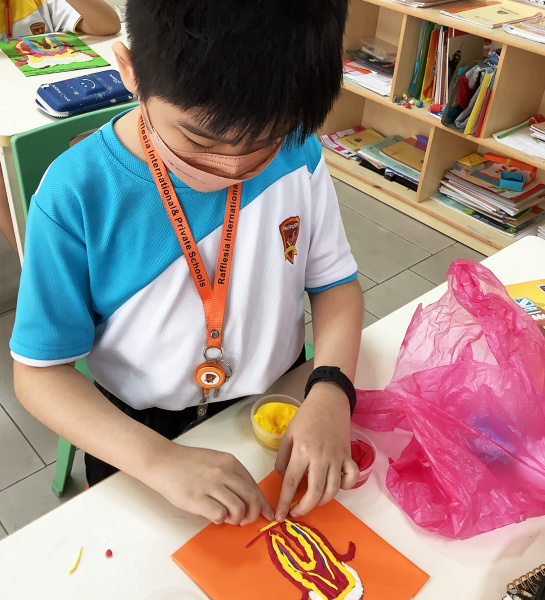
253, 402, 298, 435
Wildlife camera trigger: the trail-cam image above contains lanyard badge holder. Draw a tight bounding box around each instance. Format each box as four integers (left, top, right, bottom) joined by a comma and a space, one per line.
139, 113, 240, 419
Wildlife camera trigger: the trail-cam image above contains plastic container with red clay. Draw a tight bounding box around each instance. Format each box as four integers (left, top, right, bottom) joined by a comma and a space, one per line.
350, 422, 377, 488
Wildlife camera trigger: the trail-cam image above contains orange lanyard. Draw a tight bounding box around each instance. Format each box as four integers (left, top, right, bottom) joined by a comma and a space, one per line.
138, 112, 240, 357
4, 0, 12, 38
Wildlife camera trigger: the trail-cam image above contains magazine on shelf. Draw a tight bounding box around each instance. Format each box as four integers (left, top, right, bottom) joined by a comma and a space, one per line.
503, 14, 545, 41
432, 191, 545, 238
357, 135, 422, 183
441, 1, 542, 28
493, 115, 545, 159
343, 59, 392, 96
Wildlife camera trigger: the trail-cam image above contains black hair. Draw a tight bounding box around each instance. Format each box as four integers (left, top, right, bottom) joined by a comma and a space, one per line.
126, 0, 348, 145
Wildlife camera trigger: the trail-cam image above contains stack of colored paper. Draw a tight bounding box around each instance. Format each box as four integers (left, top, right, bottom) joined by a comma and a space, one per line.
503, 14, 545, 42
493, 115, 545, 160
320, 126, 384, 159
343, 59, 393, 96
433, 153, 545, 239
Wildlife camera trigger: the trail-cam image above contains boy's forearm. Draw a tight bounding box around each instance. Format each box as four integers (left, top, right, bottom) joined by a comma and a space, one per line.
308, 278, 364, 381
69, 0, 121, 36
13, 361, 169, 487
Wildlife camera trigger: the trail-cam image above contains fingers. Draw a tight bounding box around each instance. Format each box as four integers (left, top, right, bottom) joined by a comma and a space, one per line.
289, 463, 328, 518
227, 458, 275, 523
341, 457, 360, 490
199, 496, 230, 525
274, 434, 293, 477
205, 474, 274, 526
207, 487, 247, 525
275, 458, 307, 522
317, 465, 342, 507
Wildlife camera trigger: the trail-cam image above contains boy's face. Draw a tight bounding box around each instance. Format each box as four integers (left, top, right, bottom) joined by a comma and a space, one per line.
145, 96, 283, 157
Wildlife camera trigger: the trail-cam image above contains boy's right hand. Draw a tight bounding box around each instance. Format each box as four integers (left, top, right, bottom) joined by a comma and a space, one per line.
149, 443, 274, 526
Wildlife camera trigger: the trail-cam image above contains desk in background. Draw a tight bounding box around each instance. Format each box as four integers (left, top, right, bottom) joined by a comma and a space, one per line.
0, 27, 129, 262
0, 237, 544, 599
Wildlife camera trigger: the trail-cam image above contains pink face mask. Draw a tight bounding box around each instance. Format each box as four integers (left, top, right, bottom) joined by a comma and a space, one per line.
140, 105, 281, 193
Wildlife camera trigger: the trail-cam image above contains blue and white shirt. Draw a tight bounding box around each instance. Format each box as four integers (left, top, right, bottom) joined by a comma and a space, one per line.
10, 111, 358, 410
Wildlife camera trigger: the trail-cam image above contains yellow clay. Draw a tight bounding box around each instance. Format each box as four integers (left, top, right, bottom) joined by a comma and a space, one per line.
254, 402, 298, 435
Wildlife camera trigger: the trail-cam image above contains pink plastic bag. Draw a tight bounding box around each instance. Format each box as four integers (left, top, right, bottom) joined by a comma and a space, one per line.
354, 260, 545, 539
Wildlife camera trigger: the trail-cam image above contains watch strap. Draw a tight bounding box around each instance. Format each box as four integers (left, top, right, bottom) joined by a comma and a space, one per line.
304, 366, 357, 416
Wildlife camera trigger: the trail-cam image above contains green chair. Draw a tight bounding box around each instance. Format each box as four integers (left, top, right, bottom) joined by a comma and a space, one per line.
11, 102, 138, 497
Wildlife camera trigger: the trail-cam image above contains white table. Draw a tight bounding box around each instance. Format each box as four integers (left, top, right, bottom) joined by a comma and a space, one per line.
0, 27, 128, 261
1, 236, 544, 600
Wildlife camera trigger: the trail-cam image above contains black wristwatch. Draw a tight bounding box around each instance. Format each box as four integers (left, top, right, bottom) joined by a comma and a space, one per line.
304, 366, 357, 416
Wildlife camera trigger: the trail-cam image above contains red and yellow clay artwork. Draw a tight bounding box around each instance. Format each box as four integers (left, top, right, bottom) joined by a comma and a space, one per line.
247, 518, 364, 600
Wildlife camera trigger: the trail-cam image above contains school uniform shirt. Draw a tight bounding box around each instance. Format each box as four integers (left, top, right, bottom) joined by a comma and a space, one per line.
0, 0, 80, 40
10, 110, 358, 411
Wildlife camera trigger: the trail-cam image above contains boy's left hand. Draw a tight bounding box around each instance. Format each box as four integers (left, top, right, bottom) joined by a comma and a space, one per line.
274, 382, 359, 521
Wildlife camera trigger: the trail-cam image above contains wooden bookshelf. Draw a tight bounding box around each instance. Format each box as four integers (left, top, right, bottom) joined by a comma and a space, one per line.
323, 0, 545, 255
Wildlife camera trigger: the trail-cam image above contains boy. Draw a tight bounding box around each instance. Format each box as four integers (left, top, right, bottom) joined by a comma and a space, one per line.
0, 0, 121, 252
11, 0, 364, 526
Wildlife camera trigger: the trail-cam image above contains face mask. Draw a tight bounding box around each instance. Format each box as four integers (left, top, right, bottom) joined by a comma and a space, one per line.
140, 104, 281, 193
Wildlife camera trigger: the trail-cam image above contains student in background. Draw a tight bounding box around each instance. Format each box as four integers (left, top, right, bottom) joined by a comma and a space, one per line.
11, 0, 363, 526
0, 0, 121, 252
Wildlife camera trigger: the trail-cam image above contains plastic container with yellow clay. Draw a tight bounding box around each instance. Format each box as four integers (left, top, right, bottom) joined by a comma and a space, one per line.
251, 394, 301, 451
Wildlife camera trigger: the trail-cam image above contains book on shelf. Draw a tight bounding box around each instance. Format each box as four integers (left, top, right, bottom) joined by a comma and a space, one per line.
320, 126, 385, 160
409, 21, 435, 98
473, 71, 495, 137
531, 120, 545, 141
380, 137, 427, 172
503, 14, 545, 42
432, 191, 545, 238
410, 24, 486, 113
421, 26, 440, 102
493, 115, 545, 159
441, 1, 542, 28
435, 152, 545, 239
357, 135, 422, 183
504, 284, 545, 338
343, 59, 392, 96
390, 0, 457, 7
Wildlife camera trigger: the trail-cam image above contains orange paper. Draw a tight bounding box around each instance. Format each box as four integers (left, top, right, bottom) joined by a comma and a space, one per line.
172, 470, 430, 599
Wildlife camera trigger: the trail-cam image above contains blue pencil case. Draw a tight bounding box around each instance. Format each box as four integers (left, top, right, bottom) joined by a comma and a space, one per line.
36, 69, 135, 118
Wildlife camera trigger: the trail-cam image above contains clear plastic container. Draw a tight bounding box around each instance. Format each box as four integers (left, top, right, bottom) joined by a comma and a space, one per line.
350, 422, 377, 488
359, 37, 398, 62
251, 394, 301, 451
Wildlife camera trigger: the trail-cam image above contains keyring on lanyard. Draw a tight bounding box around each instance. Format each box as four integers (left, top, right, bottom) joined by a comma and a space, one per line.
138, 113, 239, 418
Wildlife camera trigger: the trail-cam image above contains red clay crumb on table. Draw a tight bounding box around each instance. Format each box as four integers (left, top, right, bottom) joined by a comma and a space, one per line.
105, 549, 113, 558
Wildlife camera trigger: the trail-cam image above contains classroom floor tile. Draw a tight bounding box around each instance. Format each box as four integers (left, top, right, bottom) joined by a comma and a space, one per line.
0, 404, 44, 491
335, 180, 455, 255
357, 272, 377, 292
0, 238, 20, 314
410, 243, 486, 286
340, 204, 431, 284
362, 270, 436, 319
0, 451, 87, 534
0, 311, 60, 465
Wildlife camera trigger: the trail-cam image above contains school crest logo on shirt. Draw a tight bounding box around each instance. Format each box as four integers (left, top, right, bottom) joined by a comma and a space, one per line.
279, 216, 300, 264
30, 22, 46, 35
